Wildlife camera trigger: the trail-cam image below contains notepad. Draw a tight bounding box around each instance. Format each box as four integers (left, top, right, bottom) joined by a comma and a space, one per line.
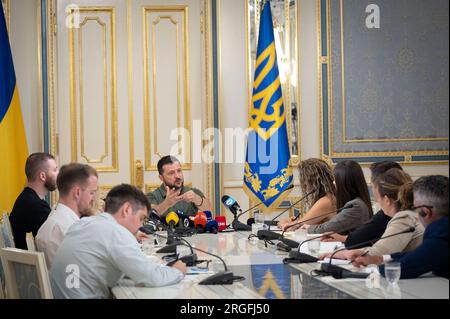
318, 258, 351, 265
186, 267, 214, 275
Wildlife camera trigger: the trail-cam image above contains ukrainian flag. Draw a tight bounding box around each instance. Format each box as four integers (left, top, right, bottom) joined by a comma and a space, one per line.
0, 1, 28, 213
244, 0, 293, 211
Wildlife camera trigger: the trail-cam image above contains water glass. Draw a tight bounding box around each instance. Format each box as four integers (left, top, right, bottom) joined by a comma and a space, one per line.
155, 233, 168, 247
141, 235, 155, 255
307, 239, 321, 255
384, 262, 401, 285
254, 212, 265, 225
252, 223, 265, 236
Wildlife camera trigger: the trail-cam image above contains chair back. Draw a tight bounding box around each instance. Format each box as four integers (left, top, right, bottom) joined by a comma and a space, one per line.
0, 248, 53, 299
0, 212, 15, 248
26, 233, 36, 252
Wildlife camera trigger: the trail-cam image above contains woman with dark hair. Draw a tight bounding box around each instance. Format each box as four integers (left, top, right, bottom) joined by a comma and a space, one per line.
278, 158, 336, 231
321, 168, 425, 261
322, 161, 403, 247
303, 160, 373, 234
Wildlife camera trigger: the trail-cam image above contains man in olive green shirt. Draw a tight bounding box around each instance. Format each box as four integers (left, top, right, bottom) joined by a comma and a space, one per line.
147, 156, 212, 217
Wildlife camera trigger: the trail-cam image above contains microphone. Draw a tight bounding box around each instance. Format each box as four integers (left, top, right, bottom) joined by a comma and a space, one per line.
194, 212, 208, 233
256, 204, 356, 250
156, 233, 244, 285
215, 216, 227, 232
175, 210, 194, 228
165, 211, 180, 230
242, 185, 295, 224
284, 233, 336, 263
206, 220, 219, 234
256, 230, 300, 248
221, 195, 251, 231
153, 233, 198, 267
221, 195, 241, 215
320, 227, 416, 279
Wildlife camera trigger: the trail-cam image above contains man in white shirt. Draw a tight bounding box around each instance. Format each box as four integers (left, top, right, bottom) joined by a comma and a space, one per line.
36, 163, 98, 266
50, 184, 186, 299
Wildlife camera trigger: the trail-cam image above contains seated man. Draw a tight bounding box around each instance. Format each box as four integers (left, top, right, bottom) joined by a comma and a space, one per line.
352, 175, 449, 279
50, 184, 186, 299
9, 152, 59, 249
36, 163, 98, 267
147, 156, 212, 218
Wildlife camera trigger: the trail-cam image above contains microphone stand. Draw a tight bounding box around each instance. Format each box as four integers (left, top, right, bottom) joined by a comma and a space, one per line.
284, 233, 335, 263
155, 234, 244, 285
231, 209, 252, 231
256, 204, 356, 251
238, 185, 295, 223
267, 188, 315, 231
319, 227, 415, 279
227, 185, 295, 231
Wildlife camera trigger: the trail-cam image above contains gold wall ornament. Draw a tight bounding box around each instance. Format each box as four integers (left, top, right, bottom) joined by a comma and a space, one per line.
135, 160, 144, 191
68, 7, 118, 172
143, 6, 192, 172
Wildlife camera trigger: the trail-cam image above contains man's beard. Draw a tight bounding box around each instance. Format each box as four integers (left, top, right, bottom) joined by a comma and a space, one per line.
166, 180, 184, 191
44, 178, 57, 192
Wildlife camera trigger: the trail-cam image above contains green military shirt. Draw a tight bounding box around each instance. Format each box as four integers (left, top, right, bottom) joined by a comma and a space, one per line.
147, 184, 205, 217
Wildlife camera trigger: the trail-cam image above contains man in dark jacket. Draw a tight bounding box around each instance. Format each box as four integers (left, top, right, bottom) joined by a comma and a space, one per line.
9, 153, 58, 249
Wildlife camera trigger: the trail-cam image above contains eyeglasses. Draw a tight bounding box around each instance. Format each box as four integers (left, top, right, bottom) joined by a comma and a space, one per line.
412, 205, 434, 211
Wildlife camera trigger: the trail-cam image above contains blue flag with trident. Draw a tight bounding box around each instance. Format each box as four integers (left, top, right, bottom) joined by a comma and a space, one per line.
244, 0, 293, 211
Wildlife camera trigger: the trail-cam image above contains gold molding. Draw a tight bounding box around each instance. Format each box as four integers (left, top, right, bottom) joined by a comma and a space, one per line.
79, 17, 109, 163
217, 0, 224, 212
143, 6, 192, 172
204, 0, 215, 210
68, 7, 118, 172
127, 0, 135, 185
47, 0, 57, 206
317, 0, 324, 161
37, 0, 43, 152
2, 0, 9, 32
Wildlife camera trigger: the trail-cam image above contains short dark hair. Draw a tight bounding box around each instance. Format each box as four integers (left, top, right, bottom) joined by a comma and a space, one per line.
369, 161, 403, 182
334, 160, 374, 217
25, 152, 55, 181
105, 184, 150, 214
413, 175, 449, 216
57, 163, 98, 196
157, 155, 180, 175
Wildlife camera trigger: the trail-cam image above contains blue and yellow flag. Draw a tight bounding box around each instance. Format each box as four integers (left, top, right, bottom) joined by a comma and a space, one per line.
244, 0, 293, 211
0, 1, 28, 213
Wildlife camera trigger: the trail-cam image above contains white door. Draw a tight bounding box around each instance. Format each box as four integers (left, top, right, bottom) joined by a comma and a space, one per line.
55, 0, 213, 204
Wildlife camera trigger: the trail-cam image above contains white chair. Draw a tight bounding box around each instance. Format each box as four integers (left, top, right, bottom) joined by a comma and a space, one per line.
0, 248, 53, 299
0, 212, 15, 248
26, 233, 36, 252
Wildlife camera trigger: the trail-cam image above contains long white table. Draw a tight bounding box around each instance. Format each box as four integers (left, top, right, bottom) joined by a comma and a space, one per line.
111, 230, 449, 299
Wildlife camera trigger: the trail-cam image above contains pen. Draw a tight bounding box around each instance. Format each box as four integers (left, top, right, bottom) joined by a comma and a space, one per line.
349, 250, 369, 264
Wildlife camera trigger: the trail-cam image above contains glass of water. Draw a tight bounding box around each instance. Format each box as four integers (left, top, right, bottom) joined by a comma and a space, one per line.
307, 239, 321, 255
155, 233, 168, 247
384, 262, 401, 285
141, 235, 155, 255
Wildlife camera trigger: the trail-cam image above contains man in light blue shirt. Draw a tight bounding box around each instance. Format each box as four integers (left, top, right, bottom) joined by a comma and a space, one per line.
50, 184, 186, 299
